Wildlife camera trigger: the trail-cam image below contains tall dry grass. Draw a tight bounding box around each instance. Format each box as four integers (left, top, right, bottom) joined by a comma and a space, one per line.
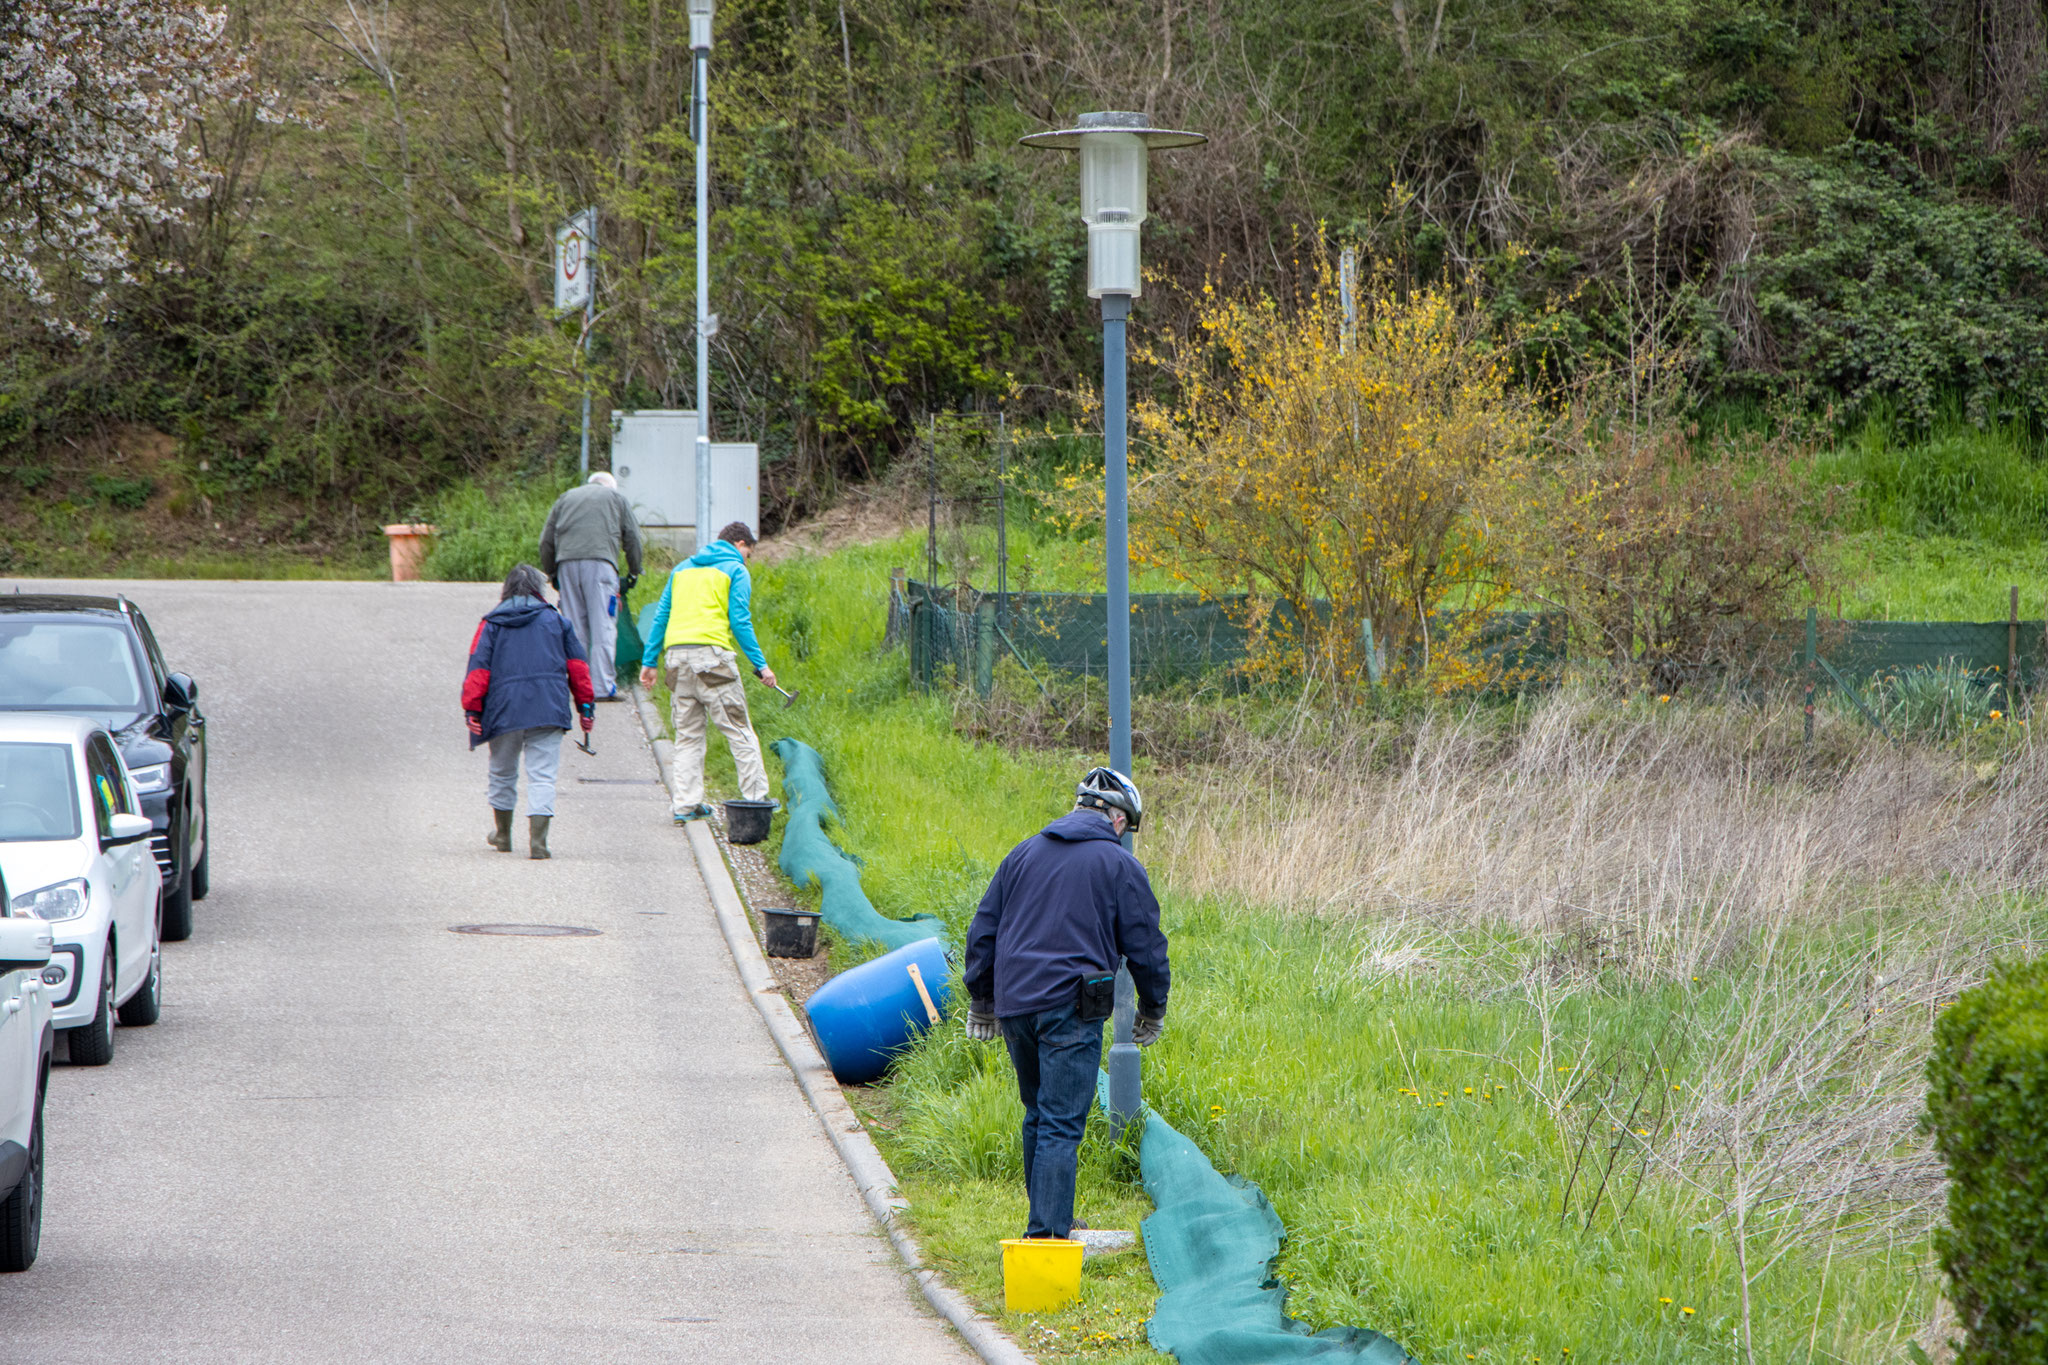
1143, 688, 2046, 1361
1153, 689, 2045, 982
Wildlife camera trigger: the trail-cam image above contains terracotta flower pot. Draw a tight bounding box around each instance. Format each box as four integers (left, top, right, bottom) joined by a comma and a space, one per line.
382, 523, 438, 582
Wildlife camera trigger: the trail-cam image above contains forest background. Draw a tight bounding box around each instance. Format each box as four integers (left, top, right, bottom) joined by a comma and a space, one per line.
6, 0, 2048, 570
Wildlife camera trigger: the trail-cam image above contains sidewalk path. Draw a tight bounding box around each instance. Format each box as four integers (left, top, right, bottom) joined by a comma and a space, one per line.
0, 579, 973, 1364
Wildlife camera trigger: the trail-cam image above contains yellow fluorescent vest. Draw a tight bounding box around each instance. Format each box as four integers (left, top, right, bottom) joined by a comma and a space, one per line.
661, 564, 739, 654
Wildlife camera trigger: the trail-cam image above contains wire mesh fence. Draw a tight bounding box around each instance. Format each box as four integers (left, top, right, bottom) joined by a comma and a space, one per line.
887, 576, 2048, 706
891, 578, 1569, 693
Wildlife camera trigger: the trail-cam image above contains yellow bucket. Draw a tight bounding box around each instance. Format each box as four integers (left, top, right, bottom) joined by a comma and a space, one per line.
1001, 1237, 1084, 1313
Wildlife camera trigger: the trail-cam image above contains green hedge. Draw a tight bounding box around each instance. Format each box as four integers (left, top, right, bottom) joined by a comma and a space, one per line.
1927, 957, 2048, 1362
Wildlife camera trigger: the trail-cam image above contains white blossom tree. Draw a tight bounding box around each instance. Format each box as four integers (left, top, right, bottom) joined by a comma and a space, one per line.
0, 0, 251, 322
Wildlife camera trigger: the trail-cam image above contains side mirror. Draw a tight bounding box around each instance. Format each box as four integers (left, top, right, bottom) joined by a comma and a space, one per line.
0, 919, 53, 975
164, 673, 197, 712
106, 813, 154, 847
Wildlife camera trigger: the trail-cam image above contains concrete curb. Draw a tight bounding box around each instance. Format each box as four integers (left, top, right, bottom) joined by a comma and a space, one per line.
627, 684, 1035, 1365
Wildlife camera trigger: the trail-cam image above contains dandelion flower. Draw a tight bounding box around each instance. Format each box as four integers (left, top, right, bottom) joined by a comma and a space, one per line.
1659, 1297, 1672, 1304
1464, 1087, 1474, 1094
1991, 710, 2004, 720
1635, 1128, 1649, 1136
1681, 1307, 1695, 1316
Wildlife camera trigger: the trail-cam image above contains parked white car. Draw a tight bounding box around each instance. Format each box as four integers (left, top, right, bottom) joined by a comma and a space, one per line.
0, 860, 54, 1271
0, 715, 161, 1066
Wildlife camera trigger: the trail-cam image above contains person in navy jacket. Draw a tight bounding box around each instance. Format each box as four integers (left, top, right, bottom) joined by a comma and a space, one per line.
963, 768, 1170, 1239
461, 564, 595, 859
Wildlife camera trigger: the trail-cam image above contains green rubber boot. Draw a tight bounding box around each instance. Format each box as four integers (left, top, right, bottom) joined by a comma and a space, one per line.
486, 808, 514, 853
529, 814, 552, 860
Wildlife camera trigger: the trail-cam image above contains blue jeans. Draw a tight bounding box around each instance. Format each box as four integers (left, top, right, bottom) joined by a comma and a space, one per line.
1001, 1001, 1104, 1239
487, 727, 563, 816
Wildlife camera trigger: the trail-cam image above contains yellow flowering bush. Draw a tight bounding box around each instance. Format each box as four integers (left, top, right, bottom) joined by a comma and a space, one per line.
1124, 262, 1540, 689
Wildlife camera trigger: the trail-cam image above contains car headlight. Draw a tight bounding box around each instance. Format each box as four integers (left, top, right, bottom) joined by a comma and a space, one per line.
129, 762, 171, 795
12, 879, 89, 922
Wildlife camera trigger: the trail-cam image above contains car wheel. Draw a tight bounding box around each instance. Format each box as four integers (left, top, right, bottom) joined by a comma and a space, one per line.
189, 833, 210, 902
0, 1070, 44, 1271
65, 951, 115, 1066
117, 929, 160, 1027
161, 867, 193, 943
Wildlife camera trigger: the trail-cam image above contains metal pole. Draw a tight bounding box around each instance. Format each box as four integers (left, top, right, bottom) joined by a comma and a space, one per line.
1101, 290, 1141, 1133
579, 290, 593, 476
1104, 293, 1133, 785
996, 412, 1008, 627
693, 45, 713, 549
1339, 246, 1356, 355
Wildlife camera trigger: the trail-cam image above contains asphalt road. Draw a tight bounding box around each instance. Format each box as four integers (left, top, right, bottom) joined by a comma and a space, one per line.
0, 580, 973, 1364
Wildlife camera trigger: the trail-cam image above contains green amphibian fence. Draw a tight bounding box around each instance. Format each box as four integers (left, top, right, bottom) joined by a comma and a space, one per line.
891, 579, 1566, 693
891, 579, 2047, 706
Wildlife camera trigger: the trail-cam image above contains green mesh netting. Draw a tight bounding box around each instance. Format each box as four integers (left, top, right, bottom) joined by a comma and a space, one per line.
1137, 1104, 1416, 1364
616, 598, 645, 679
769, 738, 945, 952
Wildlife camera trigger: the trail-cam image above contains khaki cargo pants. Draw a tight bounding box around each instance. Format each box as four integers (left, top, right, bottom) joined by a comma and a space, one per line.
663, 644, 769, 810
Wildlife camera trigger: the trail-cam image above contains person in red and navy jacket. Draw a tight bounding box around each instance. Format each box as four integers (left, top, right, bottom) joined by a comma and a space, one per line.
462, 563, 594, 860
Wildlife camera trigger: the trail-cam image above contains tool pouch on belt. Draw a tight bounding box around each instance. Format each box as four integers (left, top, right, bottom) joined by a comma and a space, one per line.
694, 652, 739, 686
1077, 973, 1116, 1023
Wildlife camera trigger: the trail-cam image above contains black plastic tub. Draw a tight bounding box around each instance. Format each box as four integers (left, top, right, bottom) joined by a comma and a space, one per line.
760, 907, 819, 958
724, 799, 775, 845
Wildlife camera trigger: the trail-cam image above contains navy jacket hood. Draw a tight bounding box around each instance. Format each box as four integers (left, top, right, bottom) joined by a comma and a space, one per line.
963, 809, 1170, 1019
1039, 811, 1123, 844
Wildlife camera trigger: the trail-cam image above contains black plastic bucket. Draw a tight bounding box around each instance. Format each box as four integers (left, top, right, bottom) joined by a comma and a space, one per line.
761, 907, 819, 958
724, 799, 775, 845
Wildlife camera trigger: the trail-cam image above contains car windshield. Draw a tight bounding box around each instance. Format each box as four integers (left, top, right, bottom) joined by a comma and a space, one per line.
0, 741, 82, 842
0, 620, 148, 718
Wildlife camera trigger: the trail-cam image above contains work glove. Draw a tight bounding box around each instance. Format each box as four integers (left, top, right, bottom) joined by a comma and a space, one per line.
965, 1003, 999, 1042
621, 572, 639, 595
465, 711, 482, 737
1133, 1008, 1166, 1048
577, 701, 595, 734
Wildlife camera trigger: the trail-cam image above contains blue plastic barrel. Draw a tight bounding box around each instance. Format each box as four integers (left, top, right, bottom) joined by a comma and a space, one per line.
804, 937, 953, 1084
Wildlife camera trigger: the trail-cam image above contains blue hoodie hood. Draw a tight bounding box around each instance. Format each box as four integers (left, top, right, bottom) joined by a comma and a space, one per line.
686, 539, 747, 571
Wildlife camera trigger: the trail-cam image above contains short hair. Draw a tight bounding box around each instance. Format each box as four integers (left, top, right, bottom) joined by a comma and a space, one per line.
501, 563, 549, 601
587, 471, 617, 488
718, 521, 757, 547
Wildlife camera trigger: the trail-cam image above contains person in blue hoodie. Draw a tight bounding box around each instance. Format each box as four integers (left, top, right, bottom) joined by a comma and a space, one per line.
462, 564, 595, 858
963, 768, 1170, 1240
636, 522, 778, 823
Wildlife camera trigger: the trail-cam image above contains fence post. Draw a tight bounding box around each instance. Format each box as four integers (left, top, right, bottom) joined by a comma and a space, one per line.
1804, 606, 1817, 745
886, 566, 907, 649
974, 595, 996, 697
2008, 585, 2020, 712
908, 594, 928, 690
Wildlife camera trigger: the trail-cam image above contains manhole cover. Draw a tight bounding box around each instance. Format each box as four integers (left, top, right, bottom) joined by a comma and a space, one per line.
449, 923, 602, 937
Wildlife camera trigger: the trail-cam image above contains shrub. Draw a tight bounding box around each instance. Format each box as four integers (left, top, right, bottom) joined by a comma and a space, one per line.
1926, 956, 2048, 1363
1496, 423, 1833, 693
419, 475, 574, 583
1124, 261, 1540, 690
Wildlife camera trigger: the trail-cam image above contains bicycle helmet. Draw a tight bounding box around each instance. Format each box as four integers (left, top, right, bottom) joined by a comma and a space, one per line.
1075, 766, 1143, 832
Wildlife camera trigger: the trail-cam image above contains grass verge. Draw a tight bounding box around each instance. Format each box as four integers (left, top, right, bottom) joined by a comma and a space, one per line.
717, 528, 2044, 1365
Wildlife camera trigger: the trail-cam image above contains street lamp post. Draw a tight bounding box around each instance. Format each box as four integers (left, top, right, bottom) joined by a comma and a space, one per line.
689, 0, 715, 549
1021, 111, 1204, 1133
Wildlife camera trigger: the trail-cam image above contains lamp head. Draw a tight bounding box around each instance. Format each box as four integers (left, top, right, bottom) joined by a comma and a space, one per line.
1019, 112, 1205, 299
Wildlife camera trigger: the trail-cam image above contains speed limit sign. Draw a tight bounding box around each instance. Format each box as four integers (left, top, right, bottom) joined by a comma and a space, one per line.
554, 208, 596, 312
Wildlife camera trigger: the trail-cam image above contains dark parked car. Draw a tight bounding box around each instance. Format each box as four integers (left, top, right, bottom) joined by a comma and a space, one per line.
0, 596, 208, 940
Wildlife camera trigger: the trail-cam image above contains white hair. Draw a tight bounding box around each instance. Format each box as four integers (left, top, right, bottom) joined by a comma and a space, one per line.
588, 471, 617, 488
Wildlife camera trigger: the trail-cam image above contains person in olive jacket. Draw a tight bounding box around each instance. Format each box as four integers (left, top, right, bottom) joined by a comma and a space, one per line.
461, 564, 595, 859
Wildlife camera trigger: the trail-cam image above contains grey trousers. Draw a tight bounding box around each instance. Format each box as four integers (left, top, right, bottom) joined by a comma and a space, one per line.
556, 558, 620, 697
487, 727, 563, 816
